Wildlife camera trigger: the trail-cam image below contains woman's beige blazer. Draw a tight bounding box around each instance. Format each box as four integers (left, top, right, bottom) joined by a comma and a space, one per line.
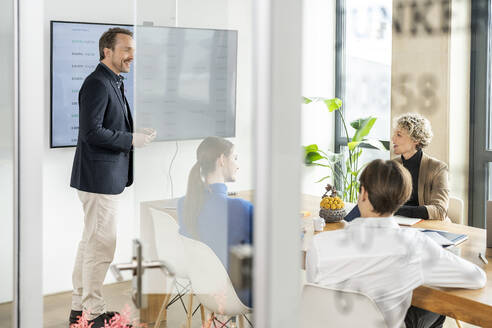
394, 152, 449, 220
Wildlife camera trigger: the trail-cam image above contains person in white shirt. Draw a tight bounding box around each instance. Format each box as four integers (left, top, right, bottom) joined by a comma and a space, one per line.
306, 159, 486, 328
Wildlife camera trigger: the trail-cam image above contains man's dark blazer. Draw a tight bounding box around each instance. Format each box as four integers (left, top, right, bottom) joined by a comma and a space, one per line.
70, 63, 134, 195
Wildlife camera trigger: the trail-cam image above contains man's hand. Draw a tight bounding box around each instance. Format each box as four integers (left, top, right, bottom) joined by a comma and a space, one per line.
132, 128, 157, 148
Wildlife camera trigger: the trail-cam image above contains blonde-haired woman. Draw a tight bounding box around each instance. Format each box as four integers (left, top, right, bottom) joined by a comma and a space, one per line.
345, 113, 449, 221
392, 113, 449, 220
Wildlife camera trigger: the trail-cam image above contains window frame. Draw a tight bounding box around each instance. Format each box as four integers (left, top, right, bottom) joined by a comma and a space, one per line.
468, 0, 492, 228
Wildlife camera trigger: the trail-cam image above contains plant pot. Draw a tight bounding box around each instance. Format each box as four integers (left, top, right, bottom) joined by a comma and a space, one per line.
319, 208, 346, 223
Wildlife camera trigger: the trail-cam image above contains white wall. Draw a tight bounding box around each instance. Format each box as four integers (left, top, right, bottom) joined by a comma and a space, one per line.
301, 0, 336, 197
43, 0, 255, 295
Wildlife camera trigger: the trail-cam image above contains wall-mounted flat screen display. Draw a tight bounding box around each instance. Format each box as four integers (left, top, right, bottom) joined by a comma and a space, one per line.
51, 21, 238, 147
134, 25, 237, 141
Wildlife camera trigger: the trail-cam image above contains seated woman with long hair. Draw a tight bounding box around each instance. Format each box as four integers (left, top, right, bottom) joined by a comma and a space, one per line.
177, 136, 253, 306
345, 113, 449, 221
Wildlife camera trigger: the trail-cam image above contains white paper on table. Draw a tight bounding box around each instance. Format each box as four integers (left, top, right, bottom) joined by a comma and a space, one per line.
394, 216, 422, 226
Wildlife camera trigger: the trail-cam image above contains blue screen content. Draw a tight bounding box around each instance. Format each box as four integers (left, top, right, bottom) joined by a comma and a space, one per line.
51, 21, 134, 148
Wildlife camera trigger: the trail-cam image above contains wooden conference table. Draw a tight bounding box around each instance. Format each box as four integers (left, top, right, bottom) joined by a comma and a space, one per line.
300, 194, 492, 327
142, 192, 492, 326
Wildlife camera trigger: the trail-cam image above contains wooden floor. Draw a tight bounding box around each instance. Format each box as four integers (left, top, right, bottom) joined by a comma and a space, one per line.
43, 281, 140, 328
0, 301, 12, 328
0, 281, 210, 328
0, 281, 480, 327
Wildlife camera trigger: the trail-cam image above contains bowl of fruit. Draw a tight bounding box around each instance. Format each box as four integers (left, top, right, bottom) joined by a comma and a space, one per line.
319, 184, 346, 223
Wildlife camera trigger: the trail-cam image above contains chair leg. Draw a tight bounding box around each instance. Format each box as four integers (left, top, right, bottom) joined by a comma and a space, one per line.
238, 315, 244, 328
455, 319, 463, 328
186, 293, 194, 328
167, 281, 191, 310
203, 312, 215, 328
200, 304, 206, 326
242, 314, 253, 328
213, 316, 231, 328
155, 292, 173, 328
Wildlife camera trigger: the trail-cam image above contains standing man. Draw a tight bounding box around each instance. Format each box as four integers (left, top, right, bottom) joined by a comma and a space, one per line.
69, 27, 156, 327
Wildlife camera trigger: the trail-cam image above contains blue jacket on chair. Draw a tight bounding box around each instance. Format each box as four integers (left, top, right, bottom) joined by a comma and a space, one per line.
177, 183, 253, 307
70, 63, 134, 195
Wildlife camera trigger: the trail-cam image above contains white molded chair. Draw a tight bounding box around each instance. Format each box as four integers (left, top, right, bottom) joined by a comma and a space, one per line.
150, 208, 204, 328
301, 283, 387, 328
181, 235, 253, 328
448, 196, 464, 225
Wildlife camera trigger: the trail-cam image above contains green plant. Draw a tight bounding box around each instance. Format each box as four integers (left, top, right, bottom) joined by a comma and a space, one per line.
303, 97, 388, 202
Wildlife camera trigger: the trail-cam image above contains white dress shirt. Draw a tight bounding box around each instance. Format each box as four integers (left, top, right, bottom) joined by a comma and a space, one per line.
306, 217, 486, 328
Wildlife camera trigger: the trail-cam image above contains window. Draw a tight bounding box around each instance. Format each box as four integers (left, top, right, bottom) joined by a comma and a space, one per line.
335, 0, 392, 153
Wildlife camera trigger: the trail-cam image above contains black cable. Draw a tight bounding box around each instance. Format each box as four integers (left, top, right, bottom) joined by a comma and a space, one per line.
169, 140, 179, 199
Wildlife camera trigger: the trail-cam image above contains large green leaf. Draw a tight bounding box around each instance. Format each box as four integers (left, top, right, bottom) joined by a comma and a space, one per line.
360, 139, 388, 151
347, 141, 361, 151
348, 138, 387, 152
306, 148, 344, 164
304, 144, 319, 153
323, 98, 343, 112
351, 117, 377, 142
305, 151, 323, 164
350, 119, 361, 130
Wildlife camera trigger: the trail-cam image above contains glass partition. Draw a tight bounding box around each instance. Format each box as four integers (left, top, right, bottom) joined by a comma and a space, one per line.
37, 0, 303, 326
134, 1, 256, 326
29, 0, 484, 327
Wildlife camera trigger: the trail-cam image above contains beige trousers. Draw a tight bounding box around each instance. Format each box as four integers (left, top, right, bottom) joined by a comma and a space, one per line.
72, 190, 121, 320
